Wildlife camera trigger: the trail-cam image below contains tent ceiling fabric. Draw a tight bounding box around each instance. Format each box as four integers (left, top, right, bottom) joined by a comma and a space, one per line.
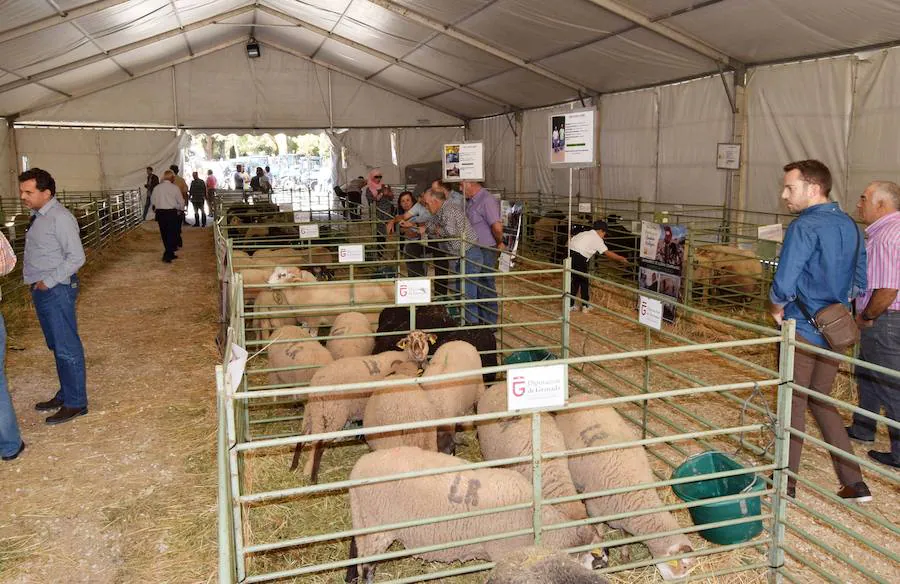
2, 0, 900, 121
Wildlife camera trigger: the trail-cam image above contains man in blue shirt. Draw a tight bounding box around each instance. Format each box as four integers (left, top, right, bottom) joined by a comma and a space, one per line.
769, 159, 871, 502
19, 168, 89, 425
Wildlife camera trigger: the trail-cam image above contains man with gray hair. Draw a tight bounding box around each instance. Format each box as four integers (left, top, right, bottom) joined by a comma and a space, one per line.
847, 181, 900, 469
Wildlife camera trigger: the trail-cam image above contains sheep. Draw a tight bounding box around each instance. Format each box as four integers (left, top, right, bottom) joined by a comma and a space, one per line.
476, 383, 589, 522
292, 350, 414, 482
346, 447, 606, 584
554, 393, 695, 581
253, 269, 318, 340
266, 325, 333, 391
363, 374, 439, 452
326, 312, 375, 361
254, 246, 337, 280
691, 244, 762, 303
420, 341, 484, 417
373, 305, 499, 382
267, 268, 393, 330
487, 546, 609, 584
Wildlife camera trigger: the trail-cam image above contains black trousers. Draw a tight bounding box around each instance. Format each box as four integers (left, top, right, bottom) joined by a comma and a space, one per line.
155, 209, 180, 260
191, 199, 207, 227
347, 191, 362, 220
143, 191, 154, 220
176, 211, 184, 247
569, 251, 589, 307
403, 240, 428, 278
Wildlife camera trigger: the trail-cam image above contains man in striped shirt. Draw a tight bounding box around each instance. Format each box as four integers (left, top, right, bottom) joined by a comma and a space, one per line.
848, 181, 900, 469
0, 230, 24, 460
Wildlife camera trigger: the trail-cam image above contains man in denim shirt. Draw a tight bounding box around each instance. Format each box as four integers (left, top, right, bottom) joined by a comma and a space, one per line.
769, 159, 871, 502
19, 168, 88, 426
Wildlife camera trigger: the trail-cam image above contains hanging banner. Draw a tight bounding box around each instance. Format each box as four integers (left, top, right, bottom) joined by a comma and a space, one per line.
442, 142, 484, 182
549, 108, 596, 167
638, 221, 687, 323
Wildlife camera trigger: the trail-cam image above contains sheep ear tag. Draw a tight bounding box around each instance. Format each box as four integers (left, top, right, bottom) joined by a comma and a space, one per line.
397, 339, 408, 349
427, 334, 437, 345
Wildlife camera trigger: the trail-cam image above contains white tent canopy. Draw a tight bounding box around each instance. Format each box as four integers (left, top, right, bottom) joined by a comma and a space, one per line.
2, 1, 900, 208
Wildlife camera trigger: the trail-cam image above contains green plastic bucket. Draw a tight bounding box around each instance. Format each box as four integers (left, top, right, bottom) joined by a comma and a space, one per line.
504, 349, 556, 365
671, 451, 765, 545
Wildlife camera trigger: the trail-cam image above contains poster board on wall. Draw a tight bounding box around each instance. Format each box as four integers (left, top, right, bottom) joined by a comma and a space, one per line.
442, 142, 484, 183
549, 108, 596, 167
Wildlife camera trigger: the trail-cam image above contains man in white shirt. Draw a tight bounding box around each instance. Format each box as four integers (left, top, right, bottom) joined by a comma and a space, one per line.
568, 220, 628, 312
152, 170, 186, 263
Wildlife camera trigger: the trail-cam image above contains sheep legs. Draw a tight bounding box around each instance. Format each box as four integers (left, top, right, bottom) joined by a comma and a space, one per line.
289, 440, 323, 484
344, 537, 375, 584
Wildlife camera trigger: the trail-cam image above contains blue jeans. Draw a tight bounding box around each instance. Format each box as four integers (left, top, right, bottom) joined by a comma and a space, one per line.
851, 310, 900, 463
31, 276, 87, 409
462, 247, 498, 325
0, 314, 23, 457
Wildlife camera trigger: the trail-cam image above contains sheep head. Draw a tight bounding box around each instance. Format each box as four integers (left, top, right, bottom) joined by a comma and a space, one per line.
396, 330, 437, 366
653, 541, 695, 581
267, 266, 317, 285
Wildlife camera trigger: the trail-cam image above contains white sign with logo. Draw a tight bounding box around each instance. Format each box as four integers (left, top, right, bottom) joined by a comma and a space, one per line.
507, 363, 566, 410
298, 224, 319, 238
638, 295, 663, 330
499, 251, 513, 273
294, 210, 311, 223
338, 244, 365, 263
757, 223, 783, 243
226, 343, 248, 394
395, 278, 431, 305
578, 202, 592, 213
278, 203, 294, 213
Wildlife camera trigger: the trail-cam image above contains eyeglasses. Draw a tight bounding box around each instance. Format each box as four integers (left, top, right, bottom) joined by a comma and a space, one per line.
374, 175, 383, 179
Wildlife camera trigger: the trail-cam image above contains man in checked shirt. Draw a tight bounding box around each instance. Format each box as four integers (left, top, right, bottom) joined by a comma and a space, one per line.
0, 229, 24, 461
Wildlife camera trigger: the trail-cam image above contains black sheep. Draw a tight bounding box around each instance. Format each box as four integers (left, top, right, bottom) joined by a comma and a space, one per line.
374, 306, 498, 382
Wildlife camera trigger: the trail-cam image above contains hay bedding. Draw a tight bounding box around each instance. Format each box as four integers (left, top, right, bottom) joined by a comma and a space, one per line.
240, 267, 896, 583
0, 223, 220, 584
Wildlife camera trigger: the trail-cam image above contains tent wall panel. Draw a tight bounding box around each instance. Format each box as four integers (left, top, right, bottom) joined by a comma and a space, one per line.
848, 48, 900, 196
1, 121, 14, 205
600, 88, 659, 201
467, 115, 515, 193
657, 74, 733, 206
746, 57, 853, 213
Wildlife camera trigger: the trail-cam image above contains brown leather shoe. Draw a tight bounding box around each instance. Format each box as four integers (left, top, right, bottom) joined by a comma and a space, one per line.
45, 406, 88, 425
35, 396, 64, 411
836, 481, 872, 503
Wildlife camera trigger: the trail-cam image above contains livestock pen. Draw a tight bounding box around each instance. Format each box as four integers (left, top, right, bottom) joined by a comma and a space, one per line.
213, 208, 898, 583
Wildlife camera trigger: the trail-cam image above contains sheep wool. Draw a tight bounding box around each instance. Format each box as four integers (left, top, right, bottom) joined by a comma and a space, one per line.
346, 447, 602, 584
476, 383, 589, 522
326, 312, 375, 360
554, 393, 695, 581
266, 326, 334, 392
296, 350, 414, 481
363, 374, 439, 452
420, 341, 484, 418
487, 547, 609, 584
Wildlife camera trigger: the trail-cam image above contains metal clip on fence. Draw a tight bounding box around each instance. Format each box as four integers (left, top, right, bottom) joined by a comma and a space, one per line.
736, 382, 778, 457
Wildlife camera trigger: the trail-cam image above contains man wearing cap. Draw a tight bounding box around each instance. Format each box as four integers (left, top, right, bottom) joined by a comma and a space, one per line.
568, 220, 628, 313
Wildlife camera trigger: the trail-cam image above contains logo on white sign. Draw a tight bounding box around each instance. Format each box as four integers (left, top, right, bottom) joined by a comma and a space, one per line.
338, 244, 364, 263
506, 363, 566, 410
298, 224, 319, 238
578, 202, 591, 213
294, 211, 311, 223
638, 295, 663, 330
395, 278, 431, 305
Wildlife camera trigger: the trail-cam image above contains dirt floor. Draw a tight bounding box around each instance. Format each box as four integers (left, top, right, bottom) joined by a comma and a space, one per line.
0, 222, 220, 584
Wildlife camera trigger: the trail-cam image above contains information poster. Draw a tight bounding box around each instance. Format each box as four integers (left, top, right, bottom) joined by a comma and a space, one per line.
638, 221, 687, 323
549, 108, 596, 167
442, 142, 484, 182
716, 143, 741, 170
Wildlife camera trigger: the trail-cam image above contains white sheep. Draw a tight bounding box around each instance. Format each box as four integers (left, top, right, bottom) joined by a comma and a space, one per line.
554, 393, 695, 581
253, 269, 318, 340
476, 383, 589, 522
265, 325, 333, 392
487, 546, 609, 584
326, 312, 375, 360
363, 374, 439, 452
346, 447, 605, 584
266, 268, 392, 329
293, 350, 414, 482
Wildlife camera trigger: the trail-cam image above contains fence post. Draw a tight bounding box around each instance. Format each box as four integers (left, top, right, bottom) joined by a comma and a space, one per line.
531, 411, 544, 545
768, 319, 796, 583
642, 325, 651, 439
561, 256, 571, 363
